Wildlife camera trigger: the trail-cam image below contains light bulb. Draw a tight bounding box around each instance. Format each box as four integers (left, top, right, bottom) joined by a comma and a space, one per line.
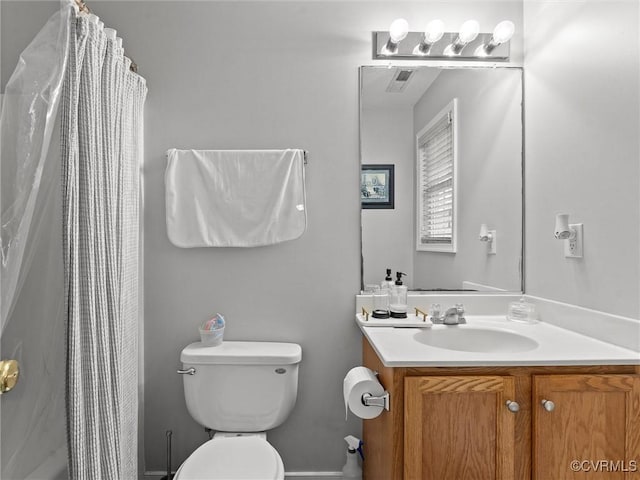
492, 20, 515, 44
458, 20, 480, 44
389, 18, 409, 43
424, 19, 445, 44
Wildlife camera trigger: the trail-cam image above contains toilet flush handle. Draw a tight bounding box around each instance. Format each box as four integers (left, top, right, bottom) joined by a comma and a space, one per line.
177, 367, 196, 375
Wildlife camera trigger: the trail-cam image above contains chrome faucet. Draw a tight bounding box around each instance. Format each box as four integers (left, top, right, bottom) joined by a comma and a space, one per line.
430, 304, 466, 325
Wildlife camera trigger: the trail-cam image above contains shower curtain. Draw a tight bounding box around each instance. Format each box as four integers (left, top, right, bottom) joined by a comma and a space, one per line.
61, 9, 146, 480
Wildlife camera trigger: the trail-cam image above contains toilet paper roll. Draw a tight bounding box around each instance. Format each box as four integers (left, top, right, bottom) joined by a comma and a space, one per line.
343, 366, 385, 420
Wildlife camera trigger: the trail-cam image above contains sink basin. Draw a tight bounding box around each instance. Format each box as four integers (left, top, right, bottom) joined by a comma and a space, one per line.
413, 326, 539, 353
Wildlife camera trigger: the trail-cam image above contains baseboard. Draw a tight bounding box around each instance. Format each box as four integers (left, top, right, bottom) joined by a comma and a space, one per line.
142, 471, 171, 480
143, 471, 342, 480
285, 474, 342, 479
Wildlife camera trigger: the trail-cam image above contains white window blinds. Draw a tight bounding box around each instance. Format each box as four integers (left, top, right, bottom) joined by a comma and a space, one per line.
416, 99, 457, 252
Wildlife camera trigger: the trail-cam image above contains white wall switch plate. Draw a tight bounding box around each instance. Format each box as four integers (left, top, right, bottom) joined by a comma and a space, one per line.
564, 223, 583, 258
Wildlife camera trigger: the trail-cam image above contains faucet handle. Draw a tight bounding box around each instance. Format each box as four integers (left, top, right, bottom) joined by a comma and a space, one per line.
454, 303, 466, 323
429, 303, 441, 321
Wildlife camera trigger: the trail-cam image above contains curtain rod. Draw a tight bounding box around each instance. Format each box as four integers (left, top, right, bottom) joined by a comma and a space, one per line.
73, 0, 139, 73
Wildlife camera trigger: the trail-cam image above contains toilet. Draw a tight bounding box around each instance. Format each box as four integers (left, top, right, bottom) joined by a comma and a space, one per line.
175, 340, 302, 480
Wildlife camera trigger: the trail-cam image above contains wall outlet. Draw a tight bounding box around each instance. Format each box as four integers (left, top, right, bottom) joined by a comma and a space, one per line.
564, 223, 583, 258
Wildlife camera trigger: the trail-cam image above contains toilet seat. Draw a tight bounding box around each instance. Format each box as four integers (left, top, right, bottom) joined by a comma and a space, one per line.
174, 436, 284, 480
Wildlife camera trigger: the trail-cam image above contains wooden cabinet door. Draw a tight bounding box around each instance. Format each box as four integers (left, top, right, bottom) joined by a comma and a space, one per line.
533, 374, 640, 479
404, 375, 517, 480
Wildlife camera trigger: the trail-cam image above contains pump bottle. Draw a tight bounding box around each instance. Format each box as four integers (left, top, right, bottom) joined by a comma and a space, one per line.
380, 268, 394, 292
389, 272, 408, 318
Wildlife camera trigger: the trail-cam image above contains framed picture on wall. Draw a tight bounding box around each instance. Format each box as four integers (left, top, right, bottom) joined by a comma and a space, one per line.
361, 164, 394, 209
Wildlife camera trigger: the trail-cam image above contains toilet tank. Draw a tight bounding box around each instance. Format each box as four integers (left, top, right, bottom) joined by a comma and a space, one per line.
180, 341, 302, 432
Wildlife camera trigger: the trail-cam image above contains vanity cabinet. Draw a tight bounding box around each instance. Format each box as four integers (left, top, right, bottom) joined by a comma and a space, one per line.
404, 375, 516, 480
533, 374, 640, 480
362, 338, 640, 480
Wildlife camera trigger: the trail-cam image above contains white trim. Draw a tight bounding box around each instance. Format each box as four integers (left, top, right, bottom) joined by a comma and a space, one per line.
143, 471, 343, 479
462, 281, 508, 292
415, 98, 458, 253
284, 473, 343, 478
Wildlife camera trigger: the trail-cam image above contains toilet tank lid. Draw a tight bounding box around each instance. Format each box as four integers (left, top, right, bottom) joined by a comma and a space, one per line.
181, 341, 302, 365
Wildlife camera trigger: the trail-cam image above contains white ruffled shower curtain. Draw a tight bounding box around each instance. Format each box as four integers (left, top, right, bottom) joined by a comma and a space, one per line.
61, 9, 146, 480
1, 1, 145, 477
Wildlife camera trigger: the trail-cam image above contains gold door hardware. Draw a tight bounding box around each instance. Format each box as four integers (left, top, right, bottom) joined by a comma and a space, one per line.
0, 359, 19, 394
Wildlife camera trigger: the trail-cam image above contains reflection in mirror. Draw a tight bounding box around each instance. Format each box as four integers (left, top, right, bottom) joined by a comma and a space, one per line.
360, 66, 523, 293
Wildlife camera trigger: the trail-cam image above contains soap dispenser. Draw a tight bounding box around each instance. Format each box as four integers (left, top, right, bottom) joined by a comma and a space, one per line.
380, 268, 394, 292
389, 272, 408, 319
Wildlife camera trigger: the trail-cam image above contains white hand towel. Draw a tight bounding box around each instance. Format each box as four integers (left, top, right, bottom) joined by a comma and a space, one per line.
165, 149, 306, 247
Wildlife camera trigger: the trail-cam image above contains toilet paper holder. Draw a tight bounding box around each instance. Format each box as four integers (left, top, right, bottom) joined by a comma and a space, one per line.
362, 391, 390, 411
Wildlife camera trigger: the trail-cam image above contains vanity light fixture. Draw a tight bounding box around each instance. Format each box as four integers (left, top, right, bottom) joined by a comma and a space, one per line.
479, 223, 497, 254
372, 18, 513, 61
554, 213, 583, 258
381, 18, 410, 55
412, 19, 445, 55
475, 20, 515, 57
443, 20, 480, 56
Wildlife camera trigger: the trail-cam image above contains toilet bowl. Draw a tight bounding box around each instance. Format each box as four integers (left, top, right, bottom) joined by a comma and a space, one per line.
173, 436, 284, 480
177, 341, 301, 479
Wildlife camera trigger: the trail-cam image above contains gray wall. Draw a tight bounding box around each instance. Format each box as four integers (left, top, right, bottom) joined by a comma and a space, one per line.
3, 0, 638, 475
132, 2, 366, 472
124, 1, 523, 473
0, 0, 527, 475
523, 0, 640, 318
361, 107, 415, 287
412, 68, 523, 291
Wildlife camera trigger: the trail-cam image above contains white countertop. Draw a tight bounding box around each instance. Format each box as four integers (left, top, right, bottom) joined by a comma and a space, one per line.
358, 315, 640, 367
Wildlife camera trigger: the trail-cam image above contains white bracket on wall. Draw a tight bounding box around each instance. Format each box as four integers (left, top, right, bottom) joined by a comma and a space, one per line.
479, 224, 497, 255
564, 223, 583, 258
487, 230, 497, 255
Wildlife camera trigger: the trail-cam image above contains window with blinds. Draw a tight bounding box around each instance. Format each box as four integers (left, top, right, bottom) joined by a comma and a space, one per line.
416, 99, 457, 252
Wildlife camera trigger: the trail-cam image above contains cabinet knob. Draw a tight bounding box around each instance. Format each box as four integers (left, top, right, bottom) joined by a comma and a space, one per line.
541, 399, 555, 411
505, 400, 520, 413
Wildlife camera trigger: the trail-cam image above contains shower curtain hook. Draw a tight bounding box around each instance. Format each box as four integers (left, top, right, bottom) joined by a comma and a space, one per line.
75, 0, 90, 14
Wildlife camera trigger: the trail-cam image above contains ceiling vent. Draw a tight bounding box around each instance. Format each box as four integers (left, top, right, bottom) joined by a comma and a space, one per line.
385, 69, 415, 93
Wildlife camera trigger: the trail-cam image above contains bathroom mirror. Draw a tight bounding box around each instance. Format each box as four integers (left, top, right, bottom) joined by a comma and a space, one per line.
360, 66, 523, 293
